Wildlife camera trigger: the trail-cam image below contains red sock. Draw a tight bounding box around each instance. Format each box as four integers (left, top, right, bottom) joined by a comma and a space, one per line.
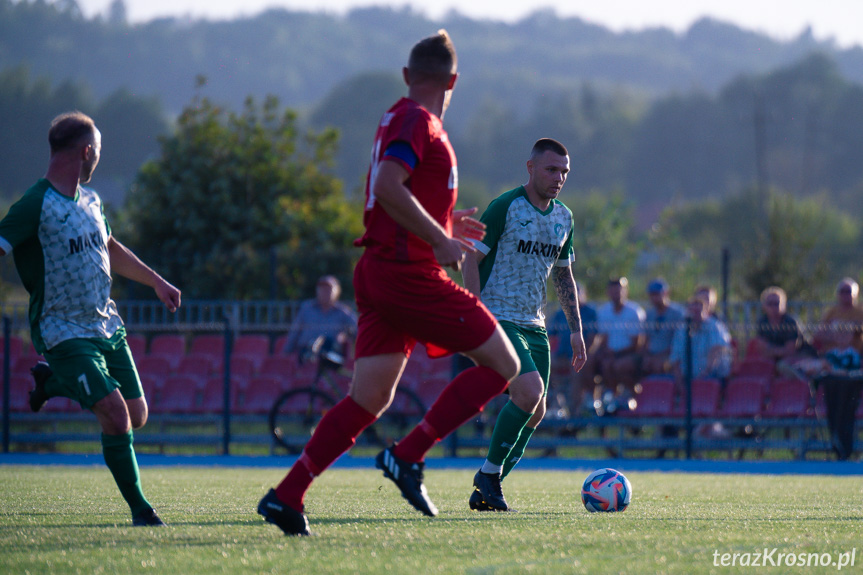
275, 396, 376, 510
394, 366, 508, 462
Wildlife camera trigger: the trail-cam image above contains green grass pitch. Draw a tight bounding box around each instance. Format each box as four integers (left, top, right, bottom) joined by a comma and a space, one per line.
0, 465, 860, 574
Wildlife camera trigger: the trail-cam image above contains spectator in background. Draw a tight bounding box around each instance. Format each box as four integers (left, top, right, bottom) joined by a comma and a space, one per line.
550, 283, 598, 414
815, 278, 863, 354
283, 275, 358, 363
695, 283, 733, 352
594, 276, 645, 398
641, 278, 685, 376
749, 286, 809, 364
668, 296, 732, 382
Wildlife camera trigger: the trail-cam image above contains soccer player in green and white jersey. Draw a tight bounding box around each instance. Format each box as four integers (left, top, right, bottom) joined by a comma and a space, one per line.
462, 138, 586, 511
0, 112, 181, 526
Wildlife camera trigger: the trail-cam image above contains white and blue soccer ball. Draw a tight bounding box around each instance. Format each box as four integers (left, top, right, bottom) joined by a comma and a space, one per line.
581, 468, 632, 512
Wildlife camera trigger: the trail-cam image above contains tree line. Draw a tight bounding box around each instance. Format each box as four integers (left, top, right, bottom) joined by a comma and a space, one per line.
2, 0, 863, 303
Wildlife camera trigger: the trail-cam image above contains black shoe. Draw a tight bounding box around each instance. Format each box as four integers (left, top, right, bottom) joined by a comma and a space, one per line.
257, 489, 310, 536
132, 508, 166, 526
469, 488, 518, 512
375, 446, 438, 517
473, 471, 508, 511
29, 362, 52, 413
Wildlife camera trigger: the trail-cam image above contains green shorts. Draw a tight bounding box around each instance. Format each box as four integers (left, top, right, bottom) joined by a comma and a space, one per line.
42, 328, 143, 410
499, 321, 551, 395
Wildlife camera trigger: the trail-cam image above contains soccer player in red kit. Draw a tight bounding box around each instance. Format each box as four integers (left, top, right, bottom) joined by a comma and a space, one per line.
258, 29, 520, 536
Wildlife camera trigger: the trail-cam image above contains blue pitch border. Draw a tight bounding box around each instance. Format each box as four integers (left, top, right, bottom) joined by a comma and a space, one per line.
0, 453, 860, 475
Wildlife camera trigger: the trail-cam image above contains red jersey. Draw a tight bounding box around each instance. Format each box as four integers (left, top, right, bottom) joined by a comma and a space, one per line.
355, 97, 458, 263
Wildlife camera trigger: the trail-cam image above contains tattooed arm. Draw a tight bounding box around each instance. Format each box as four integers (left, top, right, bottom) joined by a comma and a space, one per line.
552, 265, 587, 372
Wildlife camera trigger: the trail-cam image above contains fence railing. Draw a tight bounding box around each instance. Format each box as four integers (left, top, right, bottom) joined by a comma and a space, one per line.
1, 299, 859, 459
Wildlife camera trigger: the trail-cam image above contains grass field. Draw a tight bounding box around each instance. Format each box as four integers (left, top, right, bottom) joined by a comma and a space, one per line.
1, 465, 860, 574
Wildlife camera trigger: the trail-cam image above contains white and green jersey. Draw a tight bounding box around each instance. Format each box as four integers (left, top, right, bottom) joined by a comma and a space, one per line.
0, 179, 123, 354
474, 186, 575, 328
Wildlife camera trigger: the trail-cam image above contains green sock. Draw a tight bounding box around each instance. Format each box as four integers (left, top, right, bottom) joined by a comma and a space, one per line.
485, 400, 533, 466
101, 431, 151, 517
502, 426, 535, 480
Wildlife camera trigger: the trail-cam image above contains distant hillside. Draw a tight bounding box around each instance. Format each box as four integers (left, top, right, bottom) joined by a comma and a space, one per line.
4, 0, 863, 217
3, 0, 863, 130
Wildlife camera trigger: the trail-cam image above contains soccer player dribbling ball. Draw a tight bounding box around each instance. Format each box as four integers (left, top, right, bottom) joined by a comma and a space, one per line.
0, 111, 182, 526
257, 30, 521, 536
462, 138, 587, 512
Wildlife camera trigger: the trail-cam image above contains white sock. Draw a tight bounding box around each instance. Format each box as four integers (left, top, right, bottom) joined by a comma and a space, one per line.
480, 460, 503, 475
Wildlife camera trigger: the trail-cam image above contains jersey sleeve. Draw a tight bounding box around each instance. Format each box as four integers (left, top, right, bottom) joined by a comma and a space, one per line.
381, 109, 432, 176
0, 188, 44, 254
476, 193, 512, 253
556, 221, 575, 267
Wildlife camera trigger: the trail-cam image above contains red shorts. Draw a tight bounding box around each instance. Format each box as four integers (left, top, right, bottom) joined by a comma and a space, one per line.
353, 253, 497, 359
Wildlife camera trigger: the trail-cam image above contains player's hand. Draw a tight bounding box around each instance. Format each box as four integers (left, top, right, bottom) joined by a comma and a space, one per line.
452, 207, 486, 243
154, 279, 181, 313
433, 236, 471, 271
571, 334, 587, 372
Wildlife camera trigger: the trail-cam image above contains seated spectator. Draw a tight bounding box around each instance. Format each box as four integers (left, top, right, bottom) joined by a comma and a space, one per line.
748, 286, 810, 364
594, 277, 646, 399
814, 278, 863, 354
283, 275, 357, 362
668, 296, 732, 382
549, 283, 598, 414
695, 282, 733, 355
642, 278, 685, 376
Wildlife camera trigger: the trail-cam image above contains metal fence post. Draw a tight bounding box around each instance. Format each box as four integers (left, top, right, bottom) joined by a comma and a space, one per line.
2, 317, 9, 454
684, 315, 693, 460
222, 318, 233, 456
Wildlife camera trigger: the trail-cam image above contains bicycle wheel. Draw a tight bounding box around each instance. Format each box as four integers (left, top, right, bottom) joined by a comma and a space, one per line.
269, 388, 336, 454
361, 387, 427, 448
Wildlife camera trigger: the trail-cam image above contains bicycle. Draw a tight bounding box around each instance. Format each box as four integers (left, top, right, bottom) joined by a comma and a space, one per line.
268, 337, 427, 454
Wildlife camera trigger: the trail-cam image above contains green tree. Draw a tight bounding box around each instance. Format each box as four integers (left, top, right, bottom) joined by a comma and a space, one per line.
124, 94, 363, 300
652, 187, 860, 301
563, 191, 640, 299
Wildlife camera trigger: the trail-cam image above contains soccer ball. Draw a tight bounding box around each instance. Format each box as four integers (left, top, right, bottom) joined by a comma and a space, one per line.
581, 468, 632, 512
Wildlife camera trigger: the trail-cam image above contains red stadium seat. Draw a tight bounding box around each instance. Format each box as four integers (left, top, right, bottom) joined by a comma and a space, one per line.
233, 334, 271, 358
271, 335, 290, 356
197, 376, 245, 414
149, 334, 187, 355
674, 378, 721, 417
7, 374, 33, 412
154, 374, 204, 414
190, 334, 225, 357
734, 357, 775, 378
177, 353, 222, 377
42, 396, 81, 413
258, 355, 299, 378
763, 378, 811, 418
236, 375, 283, 414
125, 333, 147, 359
227, 355, 258, 379
721, 377, 765, 418
629, 376, 675, 416
136, 355, 172, 379
0, 336, 24, 365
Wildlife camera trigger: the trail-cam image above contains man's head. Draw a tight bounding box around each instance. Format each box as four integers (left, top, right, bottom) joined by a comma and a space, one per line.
836, 278, 859, 307
607, 276, 628, 307
407, 29, 457, 86
647, 277, 669, 309
686, 296, 708, 323
48, 111, 101, 183
316, 275, 341, 309
694, 284, 718, 314
760, 286, 787, 317
526, 138, 570, 205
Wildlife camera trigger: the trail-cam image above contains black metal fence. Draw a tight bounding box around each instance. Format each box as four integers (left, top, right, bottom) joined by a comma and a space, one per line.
1, 299, 859, 460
